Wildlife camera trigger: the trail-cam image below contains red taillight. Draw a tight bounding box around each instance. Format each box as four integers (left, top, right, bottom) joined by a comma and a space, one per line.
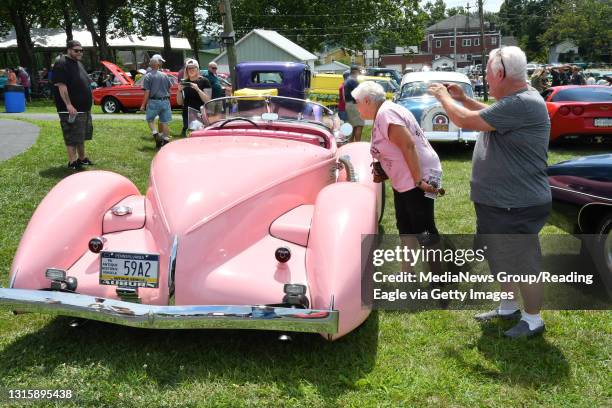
572, 106, 584, 115
559, 106, 571, 115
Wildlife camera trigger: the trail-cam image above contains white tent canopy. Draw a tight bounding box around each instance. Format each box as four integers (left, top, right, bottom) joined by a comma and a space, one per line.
0, 28, 192, 50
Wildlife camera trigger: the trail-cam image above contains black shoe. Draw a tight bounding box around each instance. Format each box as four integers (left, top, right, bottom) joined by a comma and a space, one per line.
474, 309, 521, 322
78, 157, 94, 166
159, 135, 171, 147
68, 160, 82, 170
504, 320, 545, 339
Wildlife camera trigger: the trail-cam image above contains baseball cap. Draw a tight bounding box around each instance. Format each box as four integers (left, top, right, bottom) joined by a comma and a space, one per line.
185, 58, 199, 69
150, 54, 165, 63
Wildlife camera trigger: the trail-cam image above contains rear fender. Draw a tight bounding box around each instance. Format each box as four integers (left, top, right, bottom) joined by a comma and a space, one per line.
337, 142, 384, 221
306, 182, 377, 340
10, 171, 140, 289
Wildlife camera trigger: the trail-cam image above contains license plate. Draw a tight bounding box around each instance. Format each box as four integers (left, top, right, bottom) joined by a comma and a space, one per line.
433, 124, 449, 131
99, 251, 160, 288
594, 118, 612, 127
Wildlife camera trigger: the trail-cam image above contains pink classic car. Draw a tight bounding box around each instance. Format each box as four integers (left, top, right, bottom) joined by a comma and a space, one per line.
1, 96, 384, 340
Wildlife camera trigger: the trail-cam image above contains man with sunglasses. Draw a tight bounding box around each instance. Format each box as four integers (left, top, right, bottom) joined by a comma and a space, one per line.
428, 46, 551, 339
203, 62, 225, 99
52, 40, 94, 170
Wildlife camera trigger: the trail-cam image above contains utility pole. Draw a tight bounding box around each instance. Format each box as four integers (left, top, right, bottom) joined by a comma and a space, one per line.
220, 0, 237, 88
454, 26, 457, 71
478, 0, 488, 101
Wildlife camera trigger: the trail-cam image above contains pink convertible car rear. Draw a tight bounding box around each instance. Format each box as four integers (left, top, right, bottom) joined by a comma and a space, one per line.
1, 98, 382, 340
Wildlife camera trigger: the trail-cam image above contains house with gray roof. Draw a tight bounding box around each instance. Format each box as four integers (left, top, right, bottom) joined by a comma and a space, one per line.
212, 30, 317, 73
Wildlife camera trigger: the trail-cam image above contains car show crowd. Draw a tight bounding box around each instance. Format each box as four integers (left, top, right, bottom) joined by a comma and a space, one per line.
1, 38, 607, 341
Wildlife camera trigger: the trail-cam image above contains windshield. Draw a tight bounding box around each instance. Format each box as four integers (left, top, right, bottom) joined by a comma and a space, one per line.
400, 80, 473, 99
552, 87, 612, 102
203, 96, 338, 130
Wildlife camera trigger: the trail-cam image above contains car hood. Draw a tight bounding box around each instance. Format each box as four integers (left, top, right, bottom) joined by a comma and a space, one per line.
148, 136, 333, 234
100, 60, 133, 85
548, 154, 612, 181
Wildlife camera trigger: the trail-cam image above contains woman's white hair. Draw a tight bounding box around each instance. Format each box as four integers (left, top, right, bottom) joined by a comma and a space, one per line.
351, 81, 386, 104
488, 46, 527, 82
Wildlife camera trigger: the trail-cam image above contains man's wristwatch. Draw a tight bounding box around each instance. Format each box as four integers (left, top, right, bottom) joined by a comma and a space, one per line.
416, 179, 423, 188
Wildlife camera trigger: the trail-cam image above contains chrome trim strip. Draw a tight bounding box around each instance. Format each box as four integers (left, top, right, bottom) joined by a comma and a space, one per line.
550, 186, 612, 203
8, 269, 18, 289
0, 289, 339, 334
168, 235, 178, 290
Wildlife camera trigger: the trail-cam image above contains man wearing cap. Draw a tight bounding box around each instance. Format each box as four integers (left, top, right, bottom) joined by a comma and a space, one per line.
344, 66, 364, 142
203, 62, 225, 99
140, 54, 173, 148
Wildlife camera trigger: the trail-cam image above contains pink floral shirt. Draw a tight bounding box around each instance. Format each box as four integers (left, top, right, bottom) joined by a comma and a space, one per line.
370, 101, 442, 193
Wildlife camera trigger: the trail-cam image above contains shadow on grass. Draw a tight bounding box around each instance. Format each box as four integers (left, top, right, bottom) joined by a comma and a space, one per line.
39, 166, 82, 180
476, 320, 569, 384
445, 319, 570, 386
0, 311, 379, 401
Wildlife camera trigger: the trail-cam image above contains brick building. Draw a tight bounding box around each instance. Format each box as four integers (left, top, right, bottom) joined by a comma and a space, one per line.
379, 15, 502, 73
424, 15, 501, 68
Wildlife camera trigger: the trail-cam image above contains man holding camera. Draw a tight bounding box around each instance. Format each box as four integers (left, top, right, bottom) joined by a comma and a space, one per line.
429, 46, 551, 339
140, 54, 173, 148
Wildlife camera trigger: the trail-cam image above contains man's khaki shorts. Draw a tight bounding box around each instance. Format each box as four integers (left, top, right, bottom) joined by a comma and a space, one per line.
345, 102, 365, 127
59, 112, 93, 146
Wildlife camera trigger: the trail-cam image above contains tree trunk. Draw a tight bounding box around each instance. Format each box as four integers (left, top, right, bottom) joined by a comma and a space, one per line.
159, 0, 172, 57
97, 0, 111, 61
189, 8, 200, 63
72, 0, 111, 62
63, 4, 73, 41
9, 7, 37, 90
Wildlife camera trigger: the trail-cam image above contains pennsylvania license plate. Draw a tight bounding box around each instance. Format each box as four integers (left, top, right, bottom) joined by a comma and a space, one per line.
433, 124, 449, 131
99, 251, 160, 288
594, 118, 612, 127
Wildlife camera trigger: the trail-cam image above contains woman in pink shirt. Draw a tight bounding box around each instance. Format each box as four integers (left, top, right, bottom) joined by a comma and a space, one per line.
352, 81, 442, 241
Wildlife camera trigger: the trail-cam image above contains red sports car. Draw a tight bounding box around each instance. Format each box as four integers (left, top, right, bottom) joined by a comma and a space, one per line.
92, 61, 180, 113
542, 85, 612, 142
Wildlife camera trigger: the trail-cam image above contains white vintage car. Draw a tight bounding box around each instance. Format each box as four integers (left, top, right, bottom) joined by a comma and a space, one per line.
396, 72, 479, 143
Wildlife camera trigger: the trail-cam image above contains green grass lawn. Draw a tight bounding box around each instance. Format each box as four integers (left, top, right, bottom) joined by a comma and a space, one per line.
0, 120, 610, 407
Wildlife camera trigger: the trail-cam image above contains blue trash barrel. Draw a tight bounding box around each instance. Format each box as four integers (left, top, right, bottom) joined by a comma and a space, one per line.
5, 85, 26, 113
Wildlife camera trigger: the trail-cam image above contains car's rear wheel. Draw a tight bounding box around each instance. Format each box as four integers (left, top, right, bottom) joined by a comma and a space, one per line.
101, 97, 122, 114
596, 213, 612, 274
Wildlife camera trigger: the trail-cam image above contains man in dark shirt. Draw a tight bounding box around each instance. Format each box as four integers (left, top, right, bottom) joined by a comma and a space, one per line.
52, 40, 94, 170
344, 66, 364, 141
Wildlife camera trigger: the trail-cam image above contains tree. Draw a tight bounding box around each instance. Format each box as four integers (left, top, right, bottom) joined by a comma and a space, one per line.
540, 0, 612, 62
202, 0, 424, 54
422, 0, 446, 27
72, 0, 134, 62
0, 0, 37, 84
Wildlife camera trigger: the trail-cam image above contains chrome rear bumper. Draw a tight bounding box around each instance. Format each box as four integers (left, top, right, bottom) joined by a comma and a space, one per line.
0, 288, 338, 334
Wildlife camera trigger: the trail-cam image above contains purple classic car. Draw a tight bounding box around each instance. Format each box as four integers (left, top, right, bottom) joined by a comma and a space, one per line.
235, 62, 311, 100
548, 154, 612, 286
